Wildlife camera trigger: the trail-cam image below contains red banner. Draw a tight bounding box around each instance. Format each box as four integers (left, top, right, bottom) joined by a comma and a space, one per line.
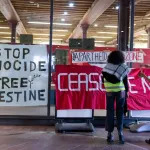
55, 65, 150, 110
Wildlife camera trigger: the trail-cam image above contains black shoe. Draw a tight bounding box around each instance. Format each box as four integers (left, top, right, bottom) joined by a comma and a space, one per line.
145, 139, 150, 144
119, 134, 125, 144
107, 132, 114, 144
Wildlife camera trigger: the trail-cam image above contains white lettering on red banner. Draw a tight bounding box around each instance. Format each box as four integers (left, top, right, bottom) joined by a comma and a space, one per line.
58, 73, 150, 93
58, 73, 104, 92
56, 65, 150, 110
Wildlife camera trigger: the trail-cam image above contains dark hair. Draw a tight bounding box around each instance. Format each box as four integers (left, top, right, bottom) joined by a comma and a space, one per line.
107, 50, 125, 65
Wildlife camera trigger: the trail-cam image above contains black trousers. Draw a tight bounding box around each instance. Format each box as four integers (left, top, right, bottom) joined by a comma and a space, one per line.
105, 91, 125, 132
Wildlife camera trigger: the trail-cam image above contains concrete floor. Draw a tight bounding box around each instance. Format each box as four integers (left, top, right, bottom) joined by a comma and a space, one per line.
0, 126, 149, 150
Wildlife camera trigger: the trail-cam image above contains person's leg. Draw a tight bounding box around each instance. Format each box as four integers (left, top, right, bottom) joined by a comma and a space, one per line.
116, 91, 125, 144
106, 92, 115, 143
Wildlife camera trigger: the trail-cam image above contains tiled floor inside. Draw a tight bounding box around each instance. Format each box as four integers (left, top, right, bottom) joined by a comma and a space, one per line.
0, 125, 149, 150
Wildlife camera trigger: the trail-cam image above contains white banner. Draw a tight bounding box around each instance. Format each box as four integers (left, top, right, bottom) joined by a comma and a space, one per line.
72, 51, 144, 63
0, 44, 48, 106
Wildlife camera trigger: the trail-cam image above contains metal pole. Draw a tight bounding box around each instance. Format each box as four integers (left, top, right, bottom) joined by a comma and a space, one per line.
130, 0, 135, 51
117, 0, 119, 50
47, 0, 54, 117
118, 0, 130, 51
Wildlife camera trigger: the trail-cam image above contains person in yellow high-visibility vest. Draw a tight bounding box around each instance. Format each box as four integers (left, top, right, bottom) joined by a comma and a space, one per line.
102, 50, 129, 144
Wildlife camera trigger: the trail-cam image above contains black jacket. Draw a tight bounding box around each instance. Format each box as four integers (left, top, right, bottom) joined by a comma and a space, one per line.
102, 71, 129, 115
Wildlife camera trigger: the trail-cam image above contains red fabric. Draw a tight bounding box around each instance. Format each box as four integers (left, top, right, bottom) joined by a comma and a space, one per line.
55, 65, 150, 110
127, 68, 150, 110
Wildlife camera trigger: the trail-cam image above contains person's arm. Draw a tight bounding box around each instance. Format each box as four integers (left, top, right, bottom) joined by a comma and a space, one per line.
139, 71, 150, 82
123, 76, 128, 92
101, 72, 104, 83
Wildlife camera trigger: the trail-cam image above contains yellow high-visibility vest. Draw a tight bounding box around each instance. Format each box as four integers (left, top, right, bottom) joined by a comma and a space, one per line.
104, 78, 125, 92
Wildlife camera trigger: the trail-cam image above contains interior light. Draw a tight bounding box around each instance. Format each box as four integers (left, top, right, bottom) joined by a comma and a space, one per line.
69, 3, 74, 7
61, 18, 65, 22
53, 23, 72, 26
0, 27, 9, 29
115, 6, 119, 10
92, 36, 113, 38
94, 24, 98, 27
97, 32, 117, 34
95, 41, 105, 43
54, 29, 68, 32
141, 33, 147, 35
28, 21, 72, 26
29, 1, 34, 4
64, 12, 68, 15
28, 21, 49, 24
2, 37, 11, 39
104, 25, 118, 28
0, 32, 11, 34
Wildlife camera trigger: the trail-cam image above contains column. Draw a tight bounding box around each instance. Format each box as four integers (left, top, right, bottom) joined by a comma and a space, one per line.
147, 28, 150, 48
118, 0, 130, 51
9, 21, 18, 43
81, 24, 89, 39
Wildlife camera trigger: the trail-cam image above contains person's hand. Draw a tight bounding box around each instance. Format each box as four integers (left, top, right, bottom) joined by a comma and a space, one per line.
144, 64, 150, 68
138, 71, 146, 78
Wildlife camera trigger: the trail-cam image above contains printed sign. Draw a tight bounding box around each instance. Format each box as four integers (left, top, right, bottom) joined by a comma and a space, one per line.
72, 51, 144, 63
0, 44, 48, 106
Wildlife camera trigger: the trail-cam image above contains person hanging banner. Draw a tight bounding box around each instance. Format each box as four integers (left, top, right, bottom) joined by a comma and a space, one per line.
56, 65, 150, 110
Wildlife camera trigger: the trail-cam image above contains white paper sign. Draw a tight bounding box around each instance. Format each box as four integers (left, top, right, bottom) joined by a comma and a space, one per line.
72, 51, 144, 63
0, 44, 48, 106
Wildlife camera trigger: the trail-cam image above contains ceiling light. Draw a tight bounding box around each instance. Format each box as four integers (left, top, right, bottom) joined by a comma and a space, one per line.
40, 42, 49, 44
115, 6, 119, 10
28, 21, 72, 26
53, 35, 66, 37
2, 37, 11, 39
104, 25, 118, 28
33, 34, 65, 36
34, 38, 46, 40
34, 38, 63, 40
141, 33, 147, 35
0, 27, 9, 29
54, 29, 68, 32
69, 3, 74, 7
64, 12, 68, 15
53, 23, 72, 26
28, 21, 49, 24
95, 41, 105, 43
61, 18, 65, 22
34, 33, 49, 36
53, 39, 63, 40
139, 39, 148, 41
92, 36, 113, 38
94, 24, 98, 27
97, 31, 117, 34
29, 1, 34, 4
0, 32, 11, 34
